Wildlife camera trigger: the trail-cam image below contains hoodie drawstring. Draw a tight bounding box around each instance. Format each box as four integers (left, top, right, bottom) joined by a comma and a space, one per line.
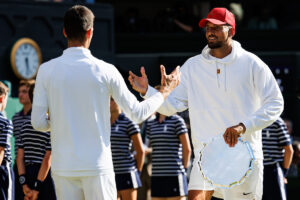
216, 62, 220, 88
216, 61, 228, 92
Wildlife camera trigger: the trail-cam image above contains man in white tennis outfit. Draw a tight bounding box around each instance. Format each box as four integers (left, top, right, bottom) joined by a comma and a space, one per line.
129, 7, 284, 200
31, 5, 180, 200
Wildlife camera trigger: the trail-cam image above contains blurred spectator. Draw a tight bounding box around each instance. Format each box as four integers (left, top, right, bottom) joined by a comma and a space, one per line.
137, 114, 155, 200
229, 2, 244, 28
146, 112, 191, 199
153, 2, 198, 33
110, 98, 144, 200
283, 118, 294, 142
287, 141, 300, 178
248, 7, 278, 30
116, 7, 150, 33
262, 117, 294, 200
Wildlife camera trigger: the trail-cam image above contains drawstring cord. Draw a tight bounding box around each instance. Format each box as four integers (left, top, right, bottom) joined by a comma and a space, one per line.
216, 61, 220, 88
215, 61, 228, 92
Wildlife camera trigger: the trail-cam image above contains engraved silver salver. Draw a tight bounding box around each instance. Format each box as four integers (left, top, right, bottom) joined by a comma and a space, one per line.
198, 135, 255, 189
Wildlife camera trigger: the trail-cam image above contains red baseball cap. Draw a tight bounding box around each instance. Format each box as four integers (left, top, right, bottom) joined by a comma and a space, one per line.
199, 8, 235, 34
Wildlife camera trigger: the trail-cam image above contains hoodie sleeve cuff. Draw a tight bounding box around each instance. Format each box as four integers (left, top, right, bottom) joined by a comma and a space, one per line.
140, 85, 157, 99
241, 119, 253, 135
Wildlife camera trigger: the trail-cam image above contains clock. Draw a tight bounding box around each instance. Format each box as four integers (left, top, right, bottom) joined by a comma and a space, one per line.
10, 38, 42, 80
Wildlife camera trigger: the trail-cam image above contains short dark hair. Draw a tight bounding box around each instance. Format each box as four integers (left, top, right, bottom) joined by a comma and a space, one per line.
28, 83, 35, 103
64, 5, 95, 43
0, 81, 9, 96
19, 79, 35, 89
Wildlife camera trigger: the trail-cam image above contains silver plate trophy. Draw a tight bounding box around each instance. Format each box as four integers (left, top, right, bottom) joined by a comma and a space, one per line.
198, 135, 255, 189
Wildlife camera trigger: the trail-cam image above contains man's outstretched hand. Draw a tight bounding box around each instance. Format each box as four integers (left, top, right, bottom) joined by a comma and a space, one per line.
129, 65, 181, 99
128, 66, 148, 95
159, 65, 181, 99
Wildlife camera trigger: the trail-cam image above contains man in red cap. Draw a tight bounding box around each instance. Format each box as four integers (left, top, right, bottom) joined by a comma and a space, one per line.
129, 7, 283, 200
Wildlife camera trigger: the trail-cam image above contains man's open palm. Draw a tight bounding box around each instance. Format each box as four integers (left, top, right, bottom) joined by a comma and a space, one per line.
128, 66, 148, 95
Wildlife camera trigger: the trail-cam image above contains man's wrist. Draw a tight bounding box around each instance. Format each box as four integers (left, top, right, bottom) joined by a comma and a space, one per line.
158, 86, 171, 99
239, 123, 246, 133
33, 179, 43, 192
281, 167, 289, 177
141, 85, 148, 96
19, 174, 27, 185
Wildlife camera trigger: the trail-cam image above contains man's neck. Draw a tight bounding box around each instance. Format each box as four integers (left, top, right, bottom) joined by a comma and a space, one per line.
210, 40, 233, 59
67, 40, 90, 49
23, 104, 32, 115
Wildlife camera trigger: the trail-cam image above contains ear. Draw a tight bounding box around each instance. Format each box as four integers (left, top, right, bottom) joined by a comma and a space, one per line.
230, 28, 235, 37
63, 28, 68, 38
86, 27, 93, 39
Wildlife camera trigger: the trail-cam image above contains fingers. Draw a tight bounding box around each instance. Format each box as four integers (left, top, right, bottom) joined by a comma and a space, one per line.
224, 128, 240, 147
160, 65, 166, 76
128, 72, 134, 86
140, 66, 147, 78
223, 130, 228, 144
128, 71, 137, 79
160, 65, 166, 86
171, 65, 180, 75
233, 133, 238, 147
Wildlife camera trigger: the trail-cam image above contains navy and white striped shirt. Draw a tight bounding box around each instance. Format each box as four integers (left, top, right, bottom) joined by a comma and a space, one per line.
262, 118, 291, 165
111, 113, 140, 174
0, 112, 13, 165
12, 109, 31, 153
146, 115, 187, 176
19, 119, 51, 164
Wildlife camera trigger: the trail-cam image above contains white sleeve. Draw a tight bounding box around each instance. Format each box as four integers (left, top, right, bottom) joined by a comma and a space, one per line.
31, 105, 50, 132
110, 67, 164, 124
31, 65, 50, 132
242, 61, 284, 134
143, 65, 189, 116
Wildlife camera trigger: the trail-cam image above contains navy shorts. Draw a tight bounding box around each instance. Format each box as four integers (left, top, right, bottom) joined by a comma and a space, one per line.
115, 171, 142, 191
0, 162, 15, 200
25, 163, 57, 200
14, 163, 24, 200
151, 174, 188, 197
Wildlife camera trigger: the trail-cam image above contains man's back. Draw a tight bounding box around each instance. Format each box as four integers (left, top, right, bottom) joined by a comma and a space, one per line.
35, 47, 115, 176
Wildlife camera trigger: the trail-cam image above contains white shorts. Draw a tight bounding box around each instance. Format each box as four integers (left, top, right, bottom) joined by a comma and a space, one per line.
52, 172, 117, 200
188, 153, 263, 200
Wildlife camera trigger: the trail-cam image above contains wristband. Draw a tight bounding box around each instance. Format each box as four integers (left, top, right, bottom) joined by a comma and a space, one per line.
19, 174, 27, 185
33, 180, 43, 192
282, 168, 289, 177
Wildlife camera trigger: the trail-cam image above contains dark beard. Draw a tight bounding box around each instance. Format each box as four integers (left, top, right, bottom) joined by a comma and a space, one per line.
208, 41, 223, 49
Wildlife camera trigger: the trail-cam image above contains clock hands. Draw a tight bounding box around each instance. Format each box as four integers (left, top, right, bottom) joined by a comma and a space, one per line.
25, 57, 29, 76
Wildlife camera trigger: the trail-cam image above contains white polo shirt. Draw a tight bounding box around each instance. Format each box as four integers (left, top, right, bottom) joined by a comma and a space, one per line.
31, 47, 164, 176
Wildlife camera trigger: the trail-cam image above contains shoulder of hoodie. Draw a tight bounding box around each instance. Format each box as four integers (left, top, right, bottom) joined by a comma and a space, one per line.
180, 54, 202, 72
237, 46, 269, 71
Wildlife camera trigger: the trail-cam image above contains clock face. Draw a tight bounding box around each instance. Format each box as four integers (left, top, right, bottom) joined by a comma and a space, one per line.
15, 43, 39, 79
11, 38, 42, 79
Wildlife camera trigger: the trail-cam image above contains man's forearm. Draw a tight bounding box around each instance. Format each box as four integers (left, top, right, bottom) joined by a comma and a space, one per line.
0, 149, 4, 165
283, 145, 294, 169
37, 151, 51, 181
16, 149, 26, 175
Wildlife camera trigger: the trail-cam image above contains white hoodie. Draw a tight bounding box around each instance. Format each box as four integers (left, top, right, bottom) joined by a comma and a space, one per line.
145, 40, 283, 159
